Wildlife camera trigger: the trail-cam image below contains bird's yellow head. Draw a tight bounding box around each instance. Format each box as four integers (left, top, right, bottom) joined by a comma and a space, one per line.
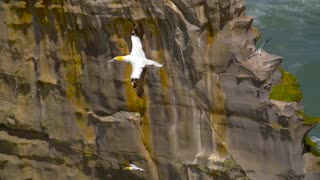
108, 56, 124, 63
114, 56, 124, 61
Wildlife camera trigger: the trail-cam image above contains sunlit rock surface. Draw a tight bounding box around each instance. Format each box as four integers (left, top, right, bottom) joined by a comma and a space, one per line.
0, 0, 315, 179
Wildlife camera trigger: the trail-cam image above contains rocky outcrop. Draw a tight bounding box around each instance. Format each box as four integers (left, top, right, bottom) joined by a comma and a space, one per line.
0, 0, 317, 179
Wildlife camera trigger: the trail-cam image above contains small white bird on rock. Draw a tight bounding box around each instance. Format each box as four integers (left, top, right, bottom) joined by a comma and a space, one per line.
248, 37, 271, 60
108, 25, 163, 98
124, 161, 145, 171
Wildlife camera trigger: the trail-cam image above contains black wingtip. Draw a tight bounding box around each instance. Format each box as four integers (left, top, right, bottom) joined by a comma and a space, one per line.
135, 87, 144, 98
265, 37, 271, 43
131, 78, 144, 98
132, 24, 144, 39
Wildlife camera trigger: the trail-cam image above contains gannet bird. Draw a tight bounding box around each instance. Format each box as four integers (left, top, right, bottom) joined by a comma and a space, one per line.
248, 37, 271, 59
108, 25, 163, 98
123, 161, 145, 171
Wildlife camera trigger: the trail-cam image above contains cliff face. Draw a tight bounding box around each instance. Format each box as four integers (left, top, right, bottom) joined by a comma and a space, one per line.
0, 0, 314, 179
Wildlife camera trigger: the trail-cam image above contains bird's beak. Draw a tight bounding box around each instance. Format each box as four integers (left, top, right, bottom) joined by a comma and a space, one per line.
108, 59, 116, 63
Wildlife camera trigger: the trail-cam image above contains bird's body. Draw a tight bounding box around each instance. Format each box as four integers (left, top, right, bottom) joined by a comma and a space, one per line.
124, 163, 145, 171
109, 25, 163, 97
120, 55, 163, 79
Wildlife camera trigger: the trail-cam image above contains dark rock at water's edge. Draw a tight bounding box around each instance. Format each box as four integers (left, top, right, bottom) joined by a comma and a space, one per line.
0, 0, 318, 179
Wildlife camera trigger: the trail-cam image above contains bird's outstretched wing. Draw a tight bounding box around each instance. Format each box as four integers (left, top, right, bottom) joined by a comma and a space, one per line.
130, 164, 145, 171
131, 67, 147, 98
248, 51, 258, 59
259, 37, 271, 50
130, 25, 146, 58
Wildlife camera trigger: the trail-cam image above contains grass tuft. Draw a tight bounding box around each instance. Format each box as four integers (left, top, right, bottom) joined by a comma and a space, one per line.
269, 69, 302, 102
304, 136, 320, 157
298, 111, 320, 125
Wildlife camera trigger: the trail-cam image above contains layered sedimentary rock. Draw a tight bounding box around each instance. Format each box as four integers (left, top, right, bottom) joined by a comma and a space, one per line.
0, 0, 316, 179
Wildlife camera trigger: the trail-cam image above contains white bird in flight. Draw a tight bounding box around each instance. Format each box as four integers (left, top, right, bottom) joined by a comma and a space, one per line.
248, 37, 271, 60
108, 25, 163, 98
123, 161, 145, 171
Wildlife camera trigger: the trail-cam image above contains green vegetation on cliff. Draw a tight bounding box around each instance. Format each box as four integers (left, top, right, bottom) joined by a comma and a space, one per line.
269, 69, 303, 102
304, 136, 320, 157
298, 111, 320, 125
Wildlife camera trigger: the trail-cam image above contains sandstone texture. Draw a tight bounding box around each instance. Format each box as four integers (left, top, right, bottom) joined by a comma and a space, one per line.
0, 0, 317, 179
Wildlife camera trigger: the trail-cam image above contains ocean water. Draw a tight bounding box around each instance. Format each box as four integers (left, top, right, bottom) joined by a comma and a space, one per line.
246, 0, 320, 140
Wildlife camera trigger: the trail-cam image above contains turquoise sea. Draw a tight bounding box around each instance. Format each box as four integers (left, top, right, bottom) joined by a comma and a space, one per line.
246, 0, 320, 144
